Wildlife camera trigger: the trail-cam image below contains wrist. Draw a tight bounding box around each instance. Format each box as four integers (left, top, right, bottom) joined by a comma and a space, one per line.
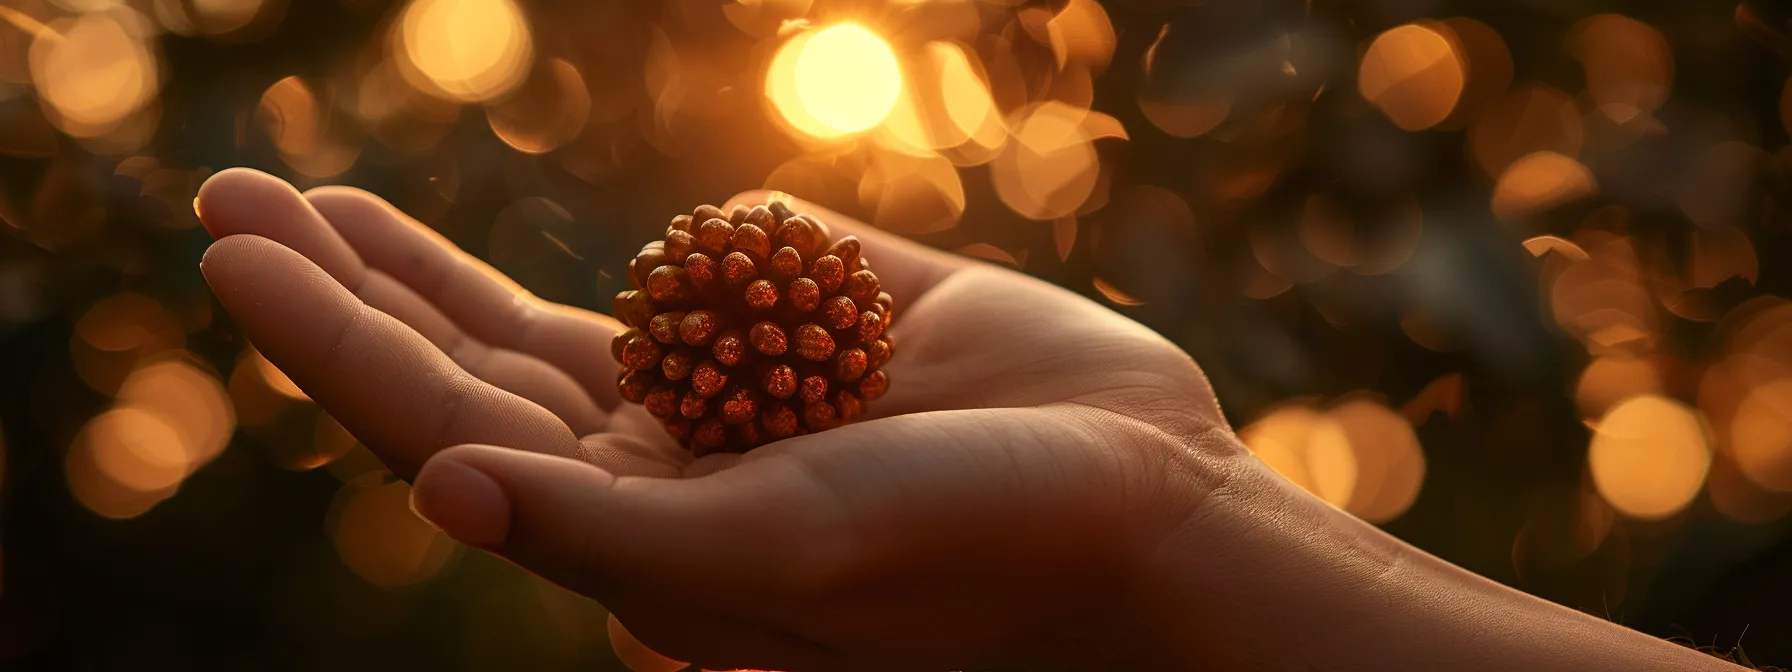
1122, 459, 1743, 671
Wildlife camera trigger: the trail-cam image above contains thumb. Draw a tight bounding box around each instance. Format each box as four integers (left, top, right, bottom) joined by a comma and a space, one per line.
409, 444, 835, 606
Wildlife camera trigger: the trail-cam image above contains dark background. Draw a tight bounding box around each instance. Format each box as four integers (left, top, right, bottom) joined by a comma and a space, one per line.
0, 0, 1790, 669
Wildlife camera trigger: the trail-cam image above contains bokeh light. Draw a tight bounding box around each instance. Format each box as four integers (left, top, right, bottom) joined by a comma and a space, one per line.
329, 476, 459, 588
767, 24, 902, 138
1359, 23, 1465, 132
393, 0, 533, 103
1588, 395, 1711, 520
28, 10, 160, 138
3, 0, 1790, 667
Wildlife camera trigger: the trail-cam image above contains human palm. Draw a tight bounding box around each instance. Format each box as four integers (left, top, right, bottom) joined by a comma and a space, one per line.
198, 170, 1244, 671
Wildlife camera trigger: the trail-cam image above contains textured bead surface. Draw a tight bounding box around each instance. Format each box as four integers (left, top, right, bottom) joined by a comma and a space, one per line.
610, 201, 894, 454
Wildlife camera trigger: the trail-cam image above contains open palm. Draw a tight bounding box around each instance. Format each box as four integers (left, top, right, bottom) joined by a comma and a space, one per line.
198, 170, 1247, 671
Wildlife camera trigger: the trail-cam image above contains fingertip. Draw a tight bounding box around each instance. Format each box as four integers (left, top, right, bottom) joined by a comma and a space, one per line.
198, 234, 278, 283
413, 444, 514, 550
195, 167, 297, 236
303, 184, 384, 216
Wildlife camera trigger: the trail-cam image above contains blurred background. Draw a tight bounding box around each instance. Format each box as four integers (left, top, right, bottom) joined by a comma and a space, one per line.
0, 0, 1789, 669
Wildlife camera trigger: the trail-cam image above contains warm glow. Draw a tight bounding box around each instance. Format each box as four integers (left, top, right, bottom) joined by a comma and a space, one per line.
991, 101, 1099, 220
1588, 395, 1711, 520
29, 12, 159, 137
1359, 24, 1465, 131
487, 58, 591, 154
1731, 380, 1792, 493
767, 24, 902, 138
257, 76, 360, 178
1492, 152, 1596, 221
395, 0, 534, 103
117, 356, 236, 467
1242, 406, 1358, 509
1328, 398, 1427, 523
331, 477, 459, 587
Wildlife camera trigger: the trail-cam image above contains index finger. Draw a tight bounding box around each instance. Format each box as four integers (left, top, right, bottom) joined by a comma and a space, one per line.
722, 190, 966, 309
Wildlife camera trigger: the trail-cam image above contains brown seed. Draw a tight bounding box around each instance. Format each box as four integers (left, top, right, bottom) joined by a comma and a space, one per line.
833, 347, 868, 382
720, 387, 758, 425
843, 270, 881, 305
868, 301, 889, 324
627, 259, 641, 289
614, 290, 654, 328
684, 253, 717, 290
825, 236, 861, 269
776, 215, 821, 256
731, 223, 771, 260
744, 205, 776, 230
762, 364, 797, 399
665, 229, 696, 262
696, 218, 734, 253
794, 323, 835, 362
809, 255, 845, 294
866, 338, 892, 369
732, 421, 762, 448
800, 374, 828, 403
728, 204, 751, 226
693, 204, 724, 221
788, 278, 821, 313
750, 321, 789, 356
647, 265, 691, 302
768, 200, 795, 223
680, 310, 722, 346
618, 369, 653, 403
857, 310, 884, 343
645, 386, 679, 418
803, 399, 838, 431
834, 389, 863, 420
822, 296, 858, 330
692, 360, 728, 397
649, 311, 686, 344
875, 291, 893, 311
692, 418, 728, 455
633, 248, 667, 286
761, 402, 798, 438
669, 213, 695, 233
611, 328, 636, 363
744, 279, 779, 310
768, 247, 803, 283
721, 252, 758, 286
621, 334, 663, 371
663, 416, 693, 441
858, 369, 889, 400
680, 391, 708, 419
712, 329, 748, 366
661, 350, 695, 381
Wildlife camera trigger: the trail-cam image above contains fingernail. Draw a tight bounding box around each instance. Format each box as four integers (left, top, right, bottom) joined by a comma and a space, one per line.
410, 458, 510, 550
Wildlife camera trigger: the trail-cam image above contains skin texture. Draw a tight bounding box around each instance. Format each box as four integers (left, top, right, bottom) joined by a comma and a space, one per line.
196, 168, 1740, 672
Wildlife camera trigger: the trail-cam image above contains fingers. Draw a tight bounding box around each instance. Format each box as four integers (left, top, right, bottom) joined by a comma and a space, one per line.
357, 270, 605, 433
195, 168, 607, 435
201, 235, 582, 478
722, 190, 968, 310
408, 444, 840, 609
304, 186, 627, 409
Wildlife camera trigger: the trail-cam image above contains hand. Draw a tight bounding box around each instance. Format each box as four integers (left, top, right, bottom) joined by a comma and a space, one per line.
195, 169, 1238, 670
196, 169, 1737, 672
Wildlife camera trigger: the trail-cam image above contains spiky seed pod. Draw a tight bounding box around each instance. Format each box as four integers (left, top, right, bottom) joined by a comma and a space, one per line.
612, 202, 895, 455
